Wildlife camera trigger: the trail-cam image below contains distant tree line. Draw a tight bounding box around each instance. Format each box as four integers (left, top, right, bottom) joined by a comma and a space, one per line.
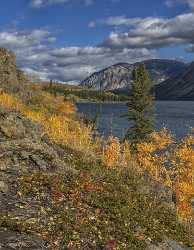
43, 80, 129, 102
63, 89, 129, 102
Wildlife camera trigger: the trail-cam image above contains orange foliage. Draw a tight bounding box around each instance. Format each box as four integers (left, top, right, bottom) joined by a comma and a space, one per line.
0, 92, 24, 112
103, 137, 121, 168
0, 92, 98, 155
135, 129, 194, 224
102, 128, 194, 225
0, 92, 193, 225
122, 141, 132, 167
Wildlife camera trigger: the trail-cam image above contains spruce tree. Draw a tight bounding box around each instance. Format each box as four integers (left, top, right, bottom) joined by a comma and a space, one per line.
125, 64, 154, 144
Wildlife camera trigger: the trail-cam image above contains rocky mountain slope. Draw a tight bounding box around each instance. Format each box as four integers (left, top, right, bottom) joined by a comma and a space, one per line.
0, 107, 77, 249
0, 48, 30, 95
0, 107, 192, 249
156, 62, 194, 100
81, 59, 186, 91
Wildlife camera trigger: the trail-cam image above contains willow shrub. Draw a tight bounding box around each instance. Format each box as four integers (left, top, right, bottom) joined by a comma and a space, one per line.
103, 129, 194, 227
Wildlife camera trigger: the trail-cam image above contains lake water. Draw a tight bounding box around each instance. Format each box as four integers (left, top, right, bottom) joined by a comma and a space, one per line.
76, 102, 194, 140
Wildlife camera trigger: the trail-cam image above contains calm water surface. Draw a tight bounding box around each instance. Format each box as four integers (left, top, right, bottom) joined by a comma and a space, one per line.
76, 102, 194, 139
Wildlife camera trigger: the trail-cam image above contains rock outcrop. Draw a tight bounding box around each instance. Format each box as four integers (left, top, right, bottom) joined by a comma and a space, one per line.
81, 59, 186, 91
0, 48, 30, 95
0, 107, 76, 249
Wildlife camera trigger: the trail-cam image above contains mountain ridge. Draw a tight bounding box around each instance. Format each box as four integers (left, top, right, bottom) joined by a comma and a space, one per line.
81, 59, 187, 91
156, 62, 194, 100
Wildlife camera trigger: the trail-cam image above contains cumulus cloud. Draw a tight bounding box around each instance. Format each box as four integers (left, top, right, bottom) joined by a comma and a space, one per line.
0, 29, 155, 83
2, 0, 194, 83
30, 0, 93, 8
0, 29, 54, 49
101, 13, 194, 50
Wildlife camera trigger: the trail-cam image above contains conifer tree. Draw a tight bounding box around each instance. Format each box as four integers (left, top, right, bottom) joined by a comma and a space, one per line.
125, 64, 154, 144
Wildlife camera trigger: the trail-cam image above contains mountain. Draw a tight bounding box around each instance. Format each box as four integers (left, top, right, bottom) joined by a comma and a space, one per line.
81, 59, 186, 91
156, 62, 194, 100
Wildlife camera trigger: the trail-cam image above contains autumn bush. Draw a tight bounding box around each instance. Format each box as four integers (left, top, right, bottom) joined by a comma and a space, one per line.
103, 137, 121, 168
102, 128, 194, 232
1, 90, 193, 226
0, 90, 193, 248
0, 92, 101, 156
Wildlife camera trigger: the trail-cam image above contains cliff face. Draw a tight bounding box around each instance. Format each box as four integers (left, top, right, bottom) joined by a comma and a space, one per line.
81, 63, 132, 90
81, 59, 186, 91
0, 48, 30, 92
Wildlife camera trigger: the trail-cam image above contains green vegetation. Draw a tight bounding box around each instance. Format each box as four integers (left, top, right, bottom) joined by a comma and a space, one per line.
0, 90, 193, 249
42, 81, 129, 102
0, 48, 193, 249
0, 79, 193, 249
125, 64, 154, 144
0, 148, 192, 249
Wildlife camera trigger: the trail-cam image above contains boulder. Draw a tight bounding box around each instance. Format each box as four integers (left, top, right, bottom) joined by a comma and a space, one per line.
147, 237, 192, 250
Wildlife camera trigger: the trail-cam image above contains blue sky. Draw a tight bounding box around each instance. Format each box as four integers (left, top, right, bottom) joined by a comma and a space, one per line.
0, 0, 194, 82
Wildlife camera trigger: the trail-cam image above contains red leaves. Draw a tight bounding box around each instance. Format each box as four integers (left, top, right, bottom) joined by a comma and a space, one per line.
80, 171, 90, 179
52, 191, 64, 201
67, 240, 73, 250
82, 183, 103, 192
105, 239, 117, 249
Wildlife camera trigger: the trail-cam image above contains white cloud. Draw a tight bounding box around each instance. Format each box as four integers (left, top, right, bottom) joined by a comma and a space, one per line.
89, 16, 143, 27
0, 29, 52, 49
0, 29, 155, 83
30, 0, 93, 8
2, 0, 194, 83
102, 13, 194, 50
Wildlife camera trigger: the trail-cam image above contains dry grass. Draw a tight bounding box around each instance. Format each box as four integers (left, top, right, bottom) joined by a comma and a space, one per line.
0, 92, 101, 156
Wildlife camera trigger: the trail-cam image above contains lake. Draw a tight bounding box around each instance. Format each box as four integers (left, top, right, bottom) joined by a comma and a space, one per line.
76, 101, 194, 140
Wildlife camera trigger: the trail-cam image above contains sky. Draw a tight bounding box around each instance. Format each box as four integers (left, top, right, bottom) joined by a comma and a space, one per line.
0, 0, 194, 83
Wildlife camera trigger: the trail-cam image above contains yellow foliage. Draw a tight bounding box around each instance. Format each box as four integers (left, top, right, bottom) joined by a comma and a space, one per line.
122, 141, 132, 167
103, 137, 121, 168
0, 92, 97, 155
0, 92, 193, 224
29, 92, 75, 115
0, 92, 24, 112
101, 127, 194, 223
135, 128, 194, 223
176, 182, 194, 221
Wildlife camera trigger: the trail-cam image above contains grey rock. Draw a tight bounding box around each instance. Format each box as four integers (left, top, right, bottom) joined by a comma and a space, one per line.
0, 181, 8, 193
146, 237, 192, 250
0, 229, 47, 250
0, 48, 30, 91
81, 59, 186, 91
0, 109, 77, 249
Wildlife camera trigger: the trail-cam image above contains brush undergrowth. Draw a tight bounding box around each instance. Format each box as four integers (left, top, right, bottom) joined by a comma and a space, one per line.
0, 90, 193, 249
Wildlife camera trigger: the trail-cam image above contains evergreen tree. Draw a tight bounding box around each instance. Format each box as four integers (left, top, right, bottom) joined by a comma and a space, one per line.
125, 64, 154, 144
49, 80, 53, 90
